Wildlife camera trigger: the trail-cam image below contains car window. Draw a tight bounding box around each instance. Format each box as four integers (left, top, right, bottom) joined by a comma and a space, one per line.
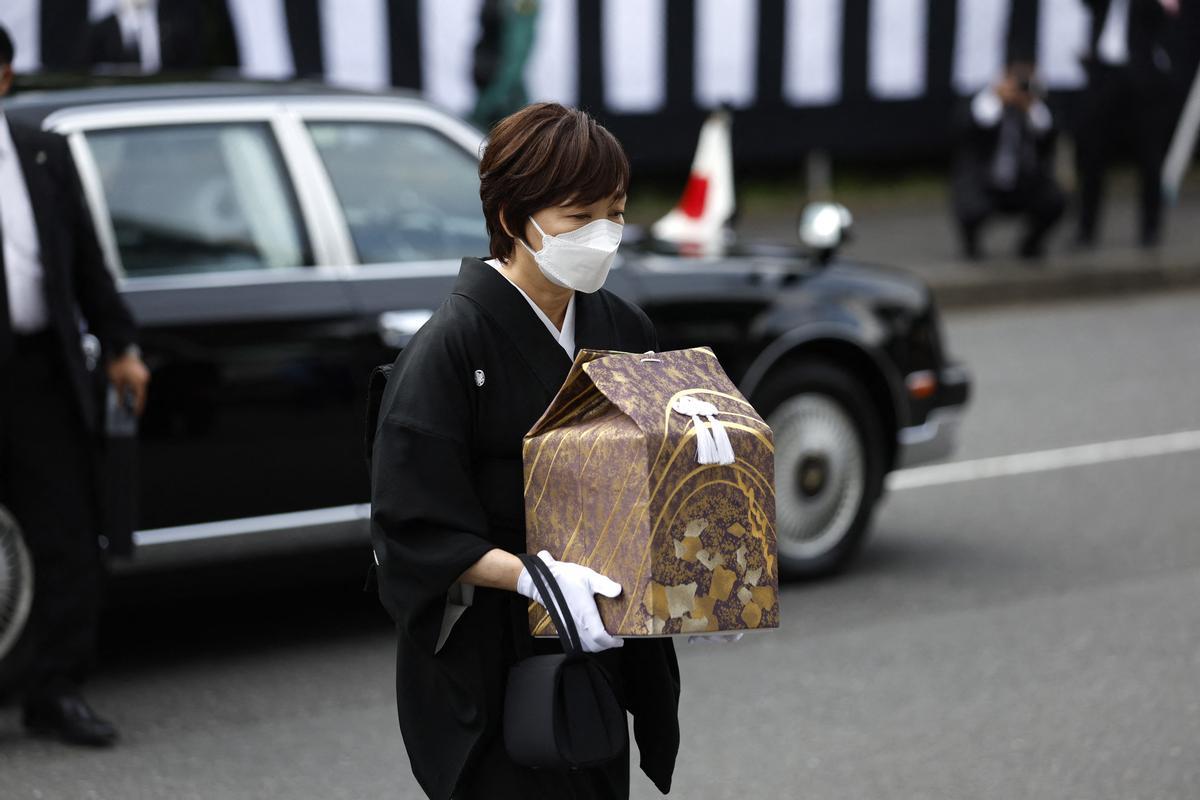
86, 123, 312, 277
307, 121, 488, 264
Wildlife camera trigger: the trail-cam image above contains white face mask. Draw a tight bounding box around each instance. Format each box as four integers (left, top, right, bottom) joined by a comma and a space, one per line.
520, 216, 623, 294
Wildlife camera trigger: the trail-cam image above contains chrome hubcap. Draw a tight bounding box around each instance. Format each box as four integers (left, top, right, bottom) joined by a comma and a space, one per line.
797, 453, 830, 498
768, 394, 865, 560
0, 510, 33, 661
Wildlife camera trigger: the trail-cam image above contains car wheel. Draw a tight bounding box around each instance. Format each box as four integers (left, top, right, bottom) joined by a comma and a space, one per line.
0, 506, 34, 698
755, 362, 886, 578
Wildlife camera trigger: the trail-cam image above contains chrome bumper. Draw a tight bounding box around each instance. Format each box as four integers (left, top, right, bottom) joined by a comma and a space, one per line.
895, 361, 970, 469
896, 405, 965, 468
110, 504, 372, 573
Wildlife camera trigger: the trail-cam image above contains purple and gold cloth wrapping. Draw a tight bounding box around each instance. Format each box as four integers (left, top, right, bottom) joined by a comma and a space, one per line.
522, 347, 778, 637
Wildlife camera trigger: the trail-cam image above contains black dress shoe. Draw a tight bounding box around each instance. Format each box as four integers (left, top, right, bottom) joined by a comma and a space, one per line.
22, 693, 119, 747
1070, 232, 1096, 251
960, 226, 983, 261
1017, 236, 1047, 262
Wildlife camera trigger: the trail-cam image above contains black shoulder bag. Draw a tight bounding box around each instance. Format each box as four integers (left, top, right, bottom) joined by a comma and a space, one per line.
503, 553, 627, 769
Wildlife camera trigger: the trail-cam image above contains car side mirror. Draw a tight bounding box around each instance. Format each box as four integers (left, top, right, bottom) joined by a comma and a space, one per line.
798, 202, 853, 264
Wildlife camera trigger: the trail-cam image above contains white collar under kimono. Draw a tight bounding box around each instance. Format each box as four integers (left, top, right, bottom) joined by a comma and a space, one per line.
486, 258, 576, 356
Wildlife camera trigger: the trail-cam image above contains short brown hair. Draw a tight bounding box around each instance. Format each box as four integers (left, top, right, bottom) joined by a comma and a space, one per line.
479, 103, 630, 262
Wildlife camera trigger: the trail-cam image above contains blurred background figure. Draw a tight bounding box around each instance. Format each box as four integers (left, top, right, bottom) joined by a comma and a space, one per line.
1075, 0, 1180, 248
87, 0, 235, 74
0, 25, 148, 747
88, 0, 164, 72
470, 0, 538, 131
952, 56, 1065, 261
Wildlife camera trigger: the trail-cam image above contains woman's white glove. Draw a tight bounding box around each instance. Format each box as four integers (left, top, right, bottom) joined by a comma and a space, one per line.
516, 550, 624, 653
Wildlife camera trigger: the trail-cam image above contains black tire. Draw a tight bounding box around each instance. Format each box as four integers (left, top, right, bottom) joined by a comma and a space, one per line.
753, 361, 887, 578
0, 506, 34, 704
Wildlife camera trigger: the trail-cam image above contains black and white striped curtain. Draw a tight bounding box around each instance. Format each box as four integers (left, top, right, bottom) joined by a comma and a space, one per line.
1, 1, 1187, 165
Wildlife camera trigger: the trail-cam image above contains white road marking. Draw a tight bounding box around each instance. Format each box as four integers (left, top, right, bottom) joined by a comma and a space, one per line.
888, 429, 1200, 491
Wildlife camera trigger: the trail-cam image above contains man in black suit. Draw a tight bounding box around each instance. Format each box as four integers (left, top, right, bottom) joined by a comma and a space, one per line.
952, 59, 1066, 261
0, 26, 149, 746
88, 0, 237, 73
1075, 0, 1180, 247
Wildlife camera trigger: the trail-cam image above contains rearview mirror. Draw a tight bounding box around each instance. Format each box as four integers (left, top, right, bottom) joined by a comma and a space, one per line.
798, 202, 853, 263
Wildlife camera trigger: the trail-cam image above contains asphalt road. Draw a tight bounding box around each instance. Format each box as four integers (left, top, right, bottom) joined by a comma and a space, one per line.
2, 289, 1199, 800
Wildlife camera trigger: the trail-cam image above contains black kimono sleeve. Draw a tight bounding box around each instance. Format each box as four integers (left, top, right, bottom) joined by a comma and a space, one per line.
370, 320, 495, 654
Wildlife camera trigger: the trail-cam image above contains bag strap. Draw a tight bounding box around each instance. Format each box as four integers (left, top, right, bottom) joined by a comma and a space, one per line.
517, 553, 582, 656
363, 363, 393, 469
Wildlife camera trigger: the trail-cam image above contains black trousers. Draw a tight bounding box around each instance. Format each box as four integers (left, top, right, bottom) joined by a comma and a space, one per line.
0, 330, 104, 700
953, 173, 1066, 256
1074, 62, 1173, 244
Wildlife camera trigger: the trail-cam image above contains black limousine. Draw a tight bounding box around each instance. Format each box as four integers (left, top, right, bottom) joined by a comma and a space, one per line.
0, 83, 968, 659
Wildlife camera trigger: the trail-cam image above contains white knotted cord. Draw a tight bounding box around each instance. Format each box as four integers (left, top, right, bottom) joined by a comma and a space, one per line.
672, 396, 735, 465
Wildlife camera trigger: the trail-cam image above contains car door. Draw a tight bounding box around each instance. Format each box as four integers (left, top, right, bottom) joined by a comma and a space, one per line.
294, 108, 491, 403
71, 116, 369, 540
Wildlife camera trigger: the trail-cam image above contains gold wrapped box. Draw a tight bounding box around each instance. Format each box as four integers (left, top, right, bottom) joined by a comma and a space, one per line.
523, 347, 778, 637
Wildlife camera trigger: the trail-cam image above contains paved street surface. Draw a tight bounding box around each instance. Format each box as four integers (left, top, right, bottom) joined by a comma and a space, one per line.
2, 289, 1199, 799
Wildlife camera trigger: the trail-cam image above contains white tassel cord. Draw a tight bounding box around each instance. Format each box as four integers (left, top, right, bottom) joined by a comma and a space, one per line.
672, 396, 736, 466
689, 411, 720, 464
706, 414, 735, 465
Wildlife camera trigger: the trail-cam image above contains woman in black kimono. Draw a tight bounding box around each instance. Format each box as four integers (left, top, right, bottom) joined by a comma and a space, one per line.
370, 103, 681, 800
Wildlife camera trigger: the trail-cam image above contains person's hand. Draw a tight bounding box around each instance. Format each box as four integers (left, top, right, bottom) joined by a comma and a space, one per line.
996, 77, 1031, 112
106, 349, 150, 416
995, 77, 1019, 108
516, 550, 624, 653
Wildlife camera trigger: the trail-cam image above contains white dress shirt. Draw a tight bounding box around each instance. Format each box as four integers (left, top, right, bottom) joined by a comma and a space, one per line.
971, 87, 1053, 134
0, 112, 48, 333
486, 258, 576, 356
970, 86, 1055, 190
1097, 0, 1132, 66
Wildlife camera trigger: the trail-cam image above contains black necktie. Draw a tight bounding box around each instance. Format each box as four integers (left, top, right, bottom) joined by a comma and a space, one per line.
991, 113, 1021, 191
